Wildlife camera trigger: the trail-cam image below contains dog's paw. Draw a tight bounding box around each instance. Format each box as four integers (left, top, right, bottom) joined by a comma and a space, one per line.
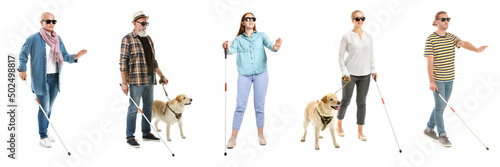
167, 138, 172, 142
300, 139, 305, 142
315, 147, 320, 150
182, 136, 186, 139
157, 129, 162, 132
319, 136, 323, 139
334, 144, 340, 148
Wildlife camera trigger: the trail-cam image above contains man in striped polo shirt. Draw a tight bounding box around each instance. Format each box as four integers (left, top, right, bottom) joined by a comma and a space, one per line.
423, 11, 487, 147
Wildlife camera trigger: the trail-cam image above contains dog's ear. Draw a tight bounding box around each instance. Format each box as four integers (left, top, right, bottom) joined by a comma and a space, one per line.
176, 95, 183, 103
321, 95, 328, 103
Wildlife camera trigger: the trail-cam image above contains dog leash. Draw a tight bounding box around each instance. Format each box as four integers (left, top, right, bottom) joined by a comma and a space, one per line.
159, 79, 182, 119
335, 76, 351, 94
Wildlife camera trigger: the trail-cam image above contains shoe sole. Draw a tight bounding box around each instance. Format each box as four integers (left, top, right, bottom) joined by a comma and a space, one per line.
128, 144, 140, 148
227, 143, 236, 149
423, 133, 439, 141
439, 142, 452, 147
39, 144, 52, 148
143, 138, 161, 142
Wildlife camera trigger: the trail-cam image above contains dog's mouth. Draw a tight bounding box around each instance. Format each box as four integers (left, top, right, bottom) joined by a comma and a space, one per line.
184, 103, 191, 105
331, 105, 340, 110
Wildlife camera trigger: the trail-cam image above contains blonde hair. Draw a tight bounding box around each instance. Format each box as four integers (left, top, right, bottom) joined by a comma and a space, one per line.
351, 10, 363, 20
433, 11, 447, 26
40, 12, 54, 21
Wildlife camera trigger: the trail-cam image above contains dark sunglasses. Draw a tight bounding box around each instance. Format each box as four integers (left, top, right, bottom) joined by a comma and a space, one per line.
42, 20, 57, 24
353, 17, 366, 22
243, 17, 256, 22
437, 18, 451, 22
135, 21, 149, 26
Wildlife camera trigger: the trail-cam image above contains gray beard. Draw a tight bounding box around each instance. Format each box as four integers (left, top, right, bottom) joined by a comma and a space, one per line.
137, 29, 148, 37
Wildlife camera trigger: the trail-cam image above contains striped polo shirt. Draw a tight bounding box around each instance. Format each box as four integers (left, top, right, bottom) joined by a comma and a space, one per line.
424, 32, 461, 81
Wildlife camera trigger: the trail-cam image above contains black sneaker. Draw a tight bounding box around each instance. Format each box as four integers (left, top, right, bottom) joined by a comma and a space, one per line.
142, 133, 160, 142
127, 138, 140, 148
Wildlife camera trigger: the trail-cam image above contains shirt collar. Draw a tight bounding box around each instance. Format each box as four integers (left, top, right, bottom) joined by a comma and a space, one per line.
242, 31, 257, 38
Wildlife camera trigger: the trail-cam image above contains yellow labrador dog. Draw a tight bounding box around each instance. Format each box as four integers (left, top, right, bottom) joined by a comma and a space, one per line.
152, 94, 192, 141
301, 93, 341, 150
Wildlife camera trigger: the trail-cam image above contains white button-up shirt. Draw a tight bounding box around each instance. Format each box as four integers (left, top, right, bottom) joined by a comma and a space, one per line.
338, 31, 376, 76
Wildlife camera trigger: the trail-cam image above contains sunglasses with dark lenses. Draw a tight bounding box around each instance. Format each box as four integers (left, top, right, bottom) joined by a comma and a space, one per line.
437, 18, 451, 22
136, 21, 149, 26
243, 17, 257, 22
353, 17, 366, 21
42, 20, 57, 24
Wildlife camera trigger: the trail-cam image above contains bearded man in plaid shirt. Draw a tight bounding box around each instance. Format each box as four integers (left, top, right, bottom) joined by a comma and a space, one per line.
120, 11, 168, 148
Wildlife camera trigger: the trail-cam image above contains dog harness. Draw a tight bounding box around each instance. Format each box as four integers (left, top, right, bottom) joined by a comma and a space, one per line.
163, 102, 182, 120
316, 101, 333, 131
159, 81, 182, 120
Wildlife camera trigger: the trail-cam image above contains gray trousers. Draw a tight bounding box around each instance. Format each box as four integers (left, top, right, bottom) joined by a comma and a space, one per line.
337, 74, 371, 125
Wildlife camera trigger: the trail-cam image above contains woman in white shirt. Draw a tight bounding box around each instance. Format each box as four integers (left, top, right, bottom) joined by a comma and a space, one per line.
337, 10, 377, 141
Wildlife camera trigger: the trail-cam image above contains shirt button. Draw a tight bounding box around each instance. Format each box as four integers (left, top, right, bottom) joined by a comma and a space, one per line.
250, 51, 252, 53
249, 46, 251, 47
251, 57, 253, 59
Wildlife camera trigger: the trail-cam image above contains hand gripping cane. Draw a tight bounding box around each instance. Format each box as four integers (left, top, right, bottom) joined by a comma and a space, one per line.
435, 91, 489, 150
120, 83, 175, 156
18, 69, 71, 156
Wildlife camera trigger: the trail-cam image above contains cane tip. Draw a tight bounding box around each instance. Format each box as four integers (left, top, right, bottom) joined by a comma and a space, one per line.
399, 150, 402, 153
486, 147, 489, 151
68, 152, 71, 156
224, 152, 227, 156
172, 154, 175, 157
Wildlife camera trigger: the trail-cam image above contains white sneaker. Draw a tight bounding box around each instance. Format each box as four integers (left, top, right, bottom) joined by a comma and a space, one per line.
47, 133, 55, 142
39, 138, 52, 148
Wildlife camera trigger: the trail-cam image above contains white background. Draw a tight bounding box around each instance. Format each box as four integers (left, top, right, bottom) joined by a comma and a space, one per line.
1, 0, 499, 166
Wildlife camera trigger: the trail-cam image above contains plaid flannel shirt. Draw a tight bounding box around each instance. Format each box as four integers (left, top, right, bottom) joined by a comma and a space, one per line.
120, 30, 159, 86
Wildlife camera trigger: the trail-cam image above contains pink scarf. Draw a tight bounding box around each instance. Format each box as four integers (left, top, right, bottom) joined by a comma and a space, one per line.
39, 28, 64, 67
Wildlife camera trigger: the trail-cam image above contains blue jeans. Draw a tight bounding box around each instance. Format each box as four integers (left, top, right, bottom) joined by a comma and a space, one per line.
126, 75, 154, 140
232, 70, 268, 130
36, 73, 59, 139
426, 81, 453, 137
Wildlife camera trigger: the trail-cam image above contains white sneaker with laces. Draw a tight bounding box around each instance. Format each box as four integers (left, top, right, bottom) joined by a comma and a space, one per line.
47, 133, 55, 142
39, 138, 52, 148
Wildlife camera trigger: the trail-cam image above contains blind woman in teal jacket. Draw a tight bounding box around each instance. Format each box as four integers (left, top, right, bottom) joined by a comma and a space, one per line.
222, 12, 282, 149
18, 12, 87, 148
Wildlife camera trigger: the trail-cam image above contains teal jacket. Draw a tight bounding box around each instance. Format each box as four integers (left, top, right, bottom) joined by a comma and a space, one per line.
227, 31, 276, 76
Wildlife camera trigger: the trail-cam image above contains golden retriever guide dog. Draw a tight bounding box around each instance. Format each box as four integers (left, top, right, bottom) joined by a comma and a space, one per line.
301, 93, 341, 150
152, 94, 192, 141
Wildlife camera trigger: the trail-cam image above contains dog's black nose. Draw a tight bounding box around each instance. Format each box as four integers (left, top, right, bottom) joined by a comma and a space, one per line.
190, 99, 193, 102
337, 101, 340, 105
